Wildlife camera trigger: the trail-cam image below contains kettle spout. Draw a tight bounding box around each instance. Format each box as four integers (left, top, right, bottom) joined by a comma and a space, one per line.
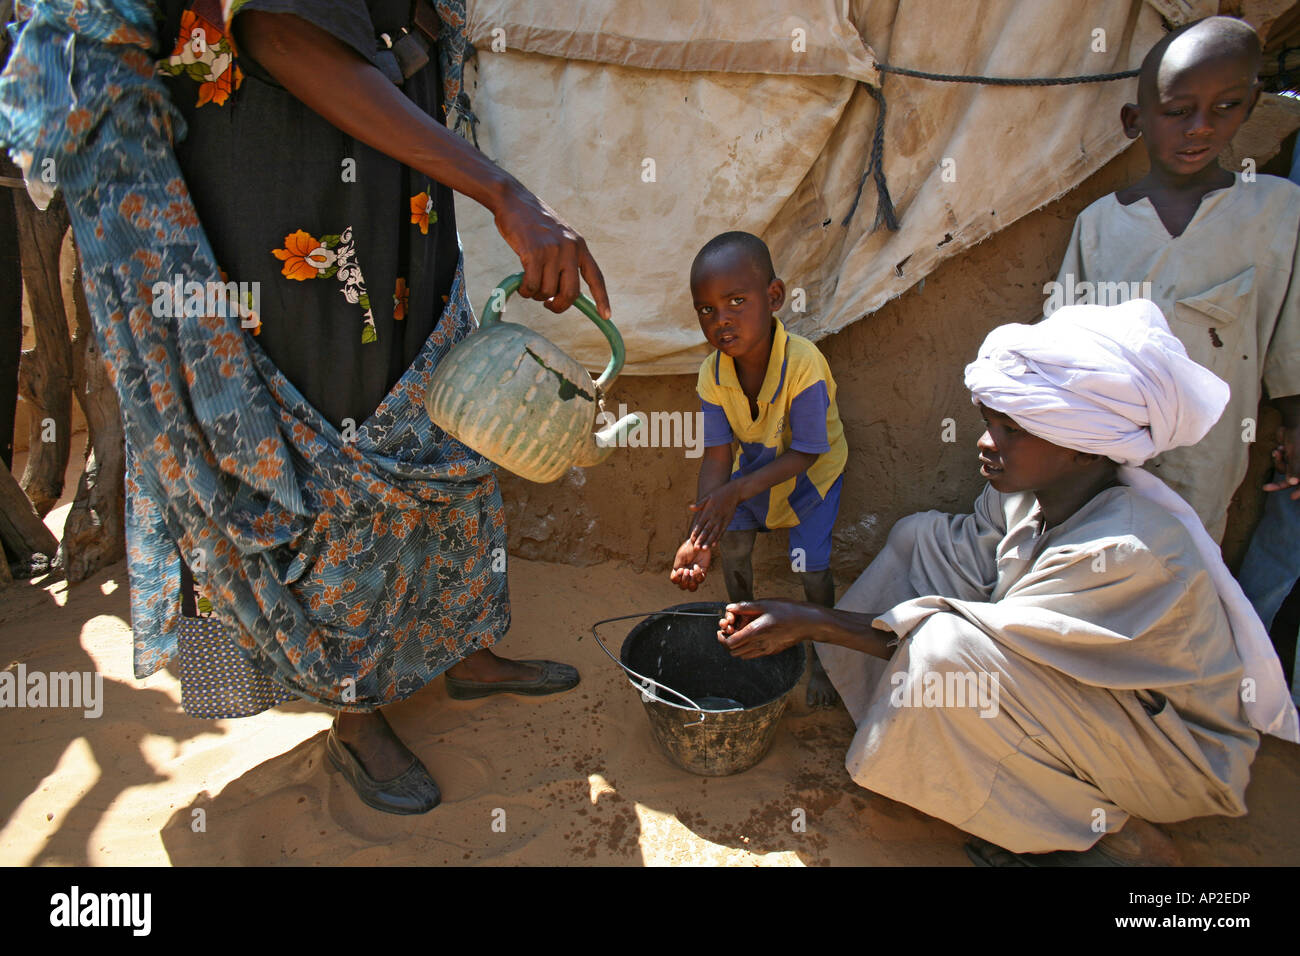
575, 412, 643, 467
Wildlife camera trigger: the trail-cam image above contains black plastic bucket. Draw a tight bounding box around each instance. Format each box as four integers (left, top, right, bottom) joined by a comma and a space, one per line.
612, 602, 804, 776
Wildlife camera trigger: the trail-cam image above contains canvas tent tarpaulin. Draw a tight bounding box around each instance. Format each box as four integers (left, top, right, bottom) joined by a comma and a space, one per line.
453, 0, 1216, 375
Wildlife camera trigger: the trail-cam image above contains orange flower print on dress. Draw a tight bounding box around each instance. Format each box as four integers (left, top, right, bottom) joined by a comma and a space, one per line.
393, 277, 408, 320
159, 9, 244, 108
272, 227, 377, 343
272, 230, 327, 281
410, 187, 437, 235
202, 64, 238, 108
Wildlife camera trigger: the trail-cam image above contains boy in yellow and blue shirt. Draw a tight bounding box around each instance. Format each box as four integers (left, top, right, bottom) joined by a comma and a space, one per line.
670, 232, 847, 707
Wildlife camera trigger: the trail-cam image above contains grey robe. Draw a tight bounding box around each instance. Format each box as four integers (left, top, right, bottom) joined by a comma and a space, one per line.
817, 485, 1259, 853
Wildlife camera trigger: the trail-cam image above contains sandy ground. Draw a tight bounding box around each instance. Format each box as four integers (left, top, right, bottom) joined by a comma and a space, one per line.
0, 444, 1296, 866
0, 539, 1297, 867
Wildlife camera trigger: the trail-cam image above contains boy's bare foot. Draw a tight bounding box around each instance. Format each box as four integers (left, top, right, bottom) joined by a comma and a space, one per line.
805, 646, 839, 708
334, 709, 419, 781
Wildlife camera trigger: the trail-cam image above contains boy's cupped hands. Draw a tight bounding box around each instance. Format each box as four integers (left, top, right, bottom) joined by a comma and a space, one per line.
670, 538, 713, 590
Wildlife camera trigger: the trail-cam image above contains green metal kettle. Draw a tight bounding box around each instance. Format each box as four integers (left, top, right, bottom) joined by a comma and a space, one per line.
424, 274, 643, 483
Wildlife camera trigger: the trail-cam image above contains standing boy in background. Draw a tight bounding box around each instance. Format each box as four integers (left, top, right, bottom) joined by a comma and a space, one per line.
1053, 16, 1300, 547
670, 232, 847, 708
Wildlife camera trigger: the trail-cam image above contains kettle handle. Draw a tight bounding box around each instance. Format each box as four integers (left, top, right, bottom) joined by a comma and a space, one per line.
480, 273, 625, 390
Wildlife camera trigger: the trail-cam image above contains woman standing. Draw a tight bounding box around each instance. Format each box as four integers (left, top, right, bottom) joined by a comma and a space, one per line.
0, 0, 608, 814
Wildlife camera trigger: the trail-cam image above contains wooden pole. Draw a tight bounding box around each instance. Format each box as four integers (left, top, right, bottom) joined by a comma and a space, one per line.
0, 458, 58, 558
13, 192, 72, 516
0, 159, 20, 473
61, 243, 125, 582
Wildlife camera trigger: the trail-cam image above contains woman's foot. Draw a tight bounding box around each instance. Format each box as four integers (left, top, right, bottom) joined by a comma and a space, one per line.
446, 648, 544, 683
328, 710, 441, 814
444, 649, 580, 700
334, 709, 418, 780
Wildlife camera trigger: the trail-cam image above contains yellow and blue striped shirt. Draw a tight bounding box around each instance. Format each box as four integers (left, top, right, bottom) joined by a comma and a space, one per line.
696, 318, 847, 529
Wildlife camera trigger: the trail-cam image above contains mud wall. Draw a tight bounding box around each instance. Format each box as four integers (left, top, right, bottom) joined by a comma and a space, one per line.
499, 143, 1277, 582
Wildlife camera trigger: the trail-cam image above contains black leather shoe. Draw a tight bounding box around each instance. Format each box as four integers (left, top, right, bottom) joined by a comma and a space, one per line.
326, 722, 441, 814
444, 659, 580, 700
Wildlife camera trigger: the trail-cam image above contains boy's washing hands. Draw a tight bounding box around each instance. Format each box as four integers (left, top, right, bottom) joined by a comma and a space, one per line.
670, 232, 848, 707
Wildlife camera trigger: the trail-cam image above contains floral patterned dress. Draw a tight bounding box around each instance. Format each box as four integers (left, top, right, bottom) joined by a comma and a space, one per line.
156, 0, 459, 429
0, 0, 510, 718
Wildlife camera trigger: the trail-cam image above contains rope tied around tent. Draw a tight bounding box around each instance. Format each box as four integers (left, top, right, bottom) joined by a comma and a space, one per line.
845, 63, 1142, 232
874, 63, 1141, 86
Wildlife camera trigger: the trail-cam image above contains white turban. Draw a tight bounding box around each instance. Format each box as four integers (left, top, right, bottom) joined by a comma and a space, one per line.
963, 298, 1228, 465
964, 299, 1298, 742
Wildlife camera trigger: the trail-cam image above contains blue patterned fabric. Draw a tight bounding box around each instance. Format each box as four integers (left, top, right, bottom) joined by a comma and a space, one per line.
0, 0, 511, 711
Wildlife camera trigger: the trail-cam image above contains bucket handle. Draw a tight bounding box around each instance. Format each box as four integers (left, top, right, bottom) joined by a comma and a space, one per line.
481, 273, 625, 391
587, 610, 746, 723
